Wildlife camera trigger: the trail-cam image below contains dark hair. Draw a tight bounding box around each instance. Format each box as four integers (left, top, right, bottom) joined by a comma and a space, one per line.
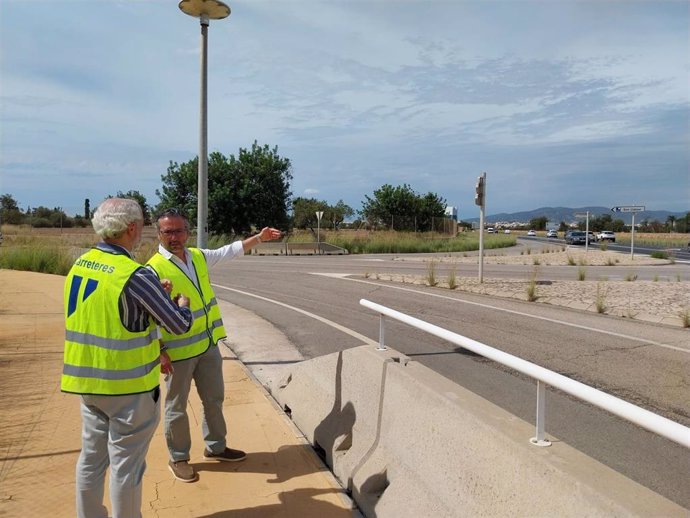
156, 208, 190, 230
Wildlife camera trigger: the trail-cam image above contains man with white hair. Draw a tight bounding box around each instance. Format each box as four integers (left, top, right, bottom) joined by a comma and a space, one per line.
61, 198, 194, 518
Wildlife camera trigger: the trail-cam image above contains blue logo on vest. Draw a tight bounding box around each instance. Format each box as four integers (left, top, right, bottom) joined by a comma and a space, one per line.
67, 276, 99, 317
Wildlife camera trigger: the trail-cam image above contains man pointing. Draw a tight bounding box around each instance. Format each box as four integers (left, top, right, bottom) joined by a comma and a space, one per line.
147, 208, 281, 482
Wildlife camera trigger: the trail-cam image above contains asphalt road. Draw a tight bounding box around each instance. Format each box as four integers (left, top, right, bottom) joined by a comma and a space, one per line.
210, 252, 690, 509
523, 235, 690, 263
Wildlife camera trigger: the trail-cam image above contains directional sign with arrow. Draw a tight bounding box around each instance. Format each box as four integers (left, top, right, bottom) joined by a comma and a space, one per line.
611, 206, 645, 213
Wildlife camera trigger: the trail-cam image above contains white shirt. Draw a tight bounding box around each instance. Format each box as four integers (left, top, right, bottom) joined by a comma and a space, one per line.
155, 241, 245, 289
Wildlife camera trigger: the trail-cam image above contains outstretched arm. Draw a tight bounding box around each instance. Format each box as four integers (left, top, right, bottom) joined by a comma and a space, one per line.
242, 227, 282, 253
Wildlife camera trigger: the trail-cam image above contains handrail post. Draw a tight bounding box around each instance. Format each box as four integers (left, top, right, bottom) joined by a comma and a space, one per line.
530, 381, 551, 447
377, 314, 387, 351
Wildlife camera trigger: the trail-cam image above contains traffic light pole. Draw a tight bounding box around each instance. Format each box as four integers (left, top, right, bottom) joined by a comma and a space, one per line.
476, 172, 486, 284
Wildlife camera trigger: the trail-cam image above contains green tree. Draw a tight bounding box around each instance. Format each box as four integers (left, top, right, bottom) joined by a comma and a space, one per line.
588, 213, 613, 232
329, 200, 354, 229
291, 198, 354, 231
666, 215, 676, 232
84, 198, 91, 220
157, 141, 292, 235
360, 184, 446, 231
610, 218, 626, 232
1, 193, 23, 224
528, 216, 549, 230
292, 197, 329, 230
418, 192, 447, 232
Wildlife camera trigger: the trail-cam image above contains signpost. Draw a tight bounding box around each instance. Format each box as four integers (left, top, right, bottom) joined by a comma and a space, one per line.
475, 173, 486, 283
315, 211, 324, 255
611, 205, 645, 259
574, 211, 590, 252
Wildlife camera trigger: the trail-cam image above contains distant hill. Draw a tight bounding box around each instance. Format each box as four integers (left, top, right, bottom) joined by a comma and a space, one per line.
464, 206, 688, 225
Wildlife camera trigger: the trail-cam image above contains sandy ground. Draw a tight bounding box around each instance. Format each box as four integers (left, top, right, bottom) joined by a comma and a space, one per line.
378, 249, 690, 328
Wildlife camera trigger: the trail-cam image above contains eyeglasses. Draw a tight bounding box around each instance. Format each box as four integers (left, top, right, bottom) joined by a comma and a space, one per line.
160, 229, 187, 237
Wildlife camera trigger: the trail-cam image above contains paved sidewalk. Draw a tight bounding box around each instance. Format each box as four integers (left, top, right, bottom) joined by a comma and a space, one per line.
0, 269, 357, 518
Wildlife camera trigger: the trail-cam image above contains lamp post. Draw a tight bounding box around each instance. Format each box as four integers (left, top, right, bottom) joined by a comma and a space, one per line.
178, 0, 230, 247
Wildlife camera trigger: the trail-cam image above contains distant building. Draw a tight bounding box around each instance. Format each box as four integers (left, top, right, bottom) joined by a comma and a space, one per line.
445, 206, 457, 221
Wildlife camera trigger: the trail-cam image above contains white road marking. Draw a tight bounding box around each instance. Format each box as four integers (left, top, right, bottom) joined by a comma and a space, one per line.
212, 283, 377, 347
308, 273, 690, 355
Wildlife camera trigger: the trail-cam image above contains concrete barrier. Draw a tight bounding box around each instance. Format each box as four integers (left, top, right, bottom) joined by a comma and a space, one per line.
272, 345, 686, 517
252, 242, 349, 255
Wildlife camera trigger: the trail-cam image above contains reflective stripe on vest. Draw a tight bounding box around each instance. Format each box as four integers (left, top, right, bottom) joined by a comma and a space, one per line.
61, 248, 160, 396
146, 248, 226, 362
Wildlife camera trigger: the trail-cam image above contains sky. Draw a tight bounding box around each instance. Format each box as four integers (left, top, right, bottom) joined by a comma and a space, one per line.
1, 0, 689, 220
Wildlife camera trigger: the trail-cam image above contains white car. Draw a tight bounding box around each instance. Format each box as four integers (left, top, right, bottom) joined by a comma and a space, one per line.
504, 229, 511, 234
486, 227, 495, 233
597, 231, 616, 242
527, 230, 536, 236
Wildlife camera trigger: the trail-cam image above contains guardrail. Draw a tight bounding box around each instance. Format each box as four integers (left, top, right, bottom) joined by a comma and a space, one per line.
359, 298, 690, 449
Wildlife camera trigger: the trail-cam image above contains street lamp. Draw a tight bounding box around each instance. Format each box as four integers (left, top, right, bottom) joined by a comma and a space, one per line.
178, 0, 230, 247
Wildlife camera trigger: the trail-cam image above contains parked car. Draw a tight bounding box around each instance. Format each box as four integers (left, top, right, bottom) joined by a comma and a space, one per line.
587, 231, 597, 242
486, 227, 495, 233
504, 229, 511, 234
546, 230, 558, 238
597, 230, 616, 242
527, 230, 536, 236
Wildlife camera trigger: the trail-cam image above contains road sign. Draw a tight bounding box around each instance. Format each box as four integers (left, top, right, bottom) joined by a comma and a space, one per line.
611, 206, 645, 213
574, 212, 588, 218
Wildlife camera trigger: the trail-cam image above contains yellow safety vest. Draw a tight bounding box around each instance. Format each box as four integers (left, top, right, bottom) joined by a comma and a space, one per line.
146, 248, 226, 362
61, 248, 160, 395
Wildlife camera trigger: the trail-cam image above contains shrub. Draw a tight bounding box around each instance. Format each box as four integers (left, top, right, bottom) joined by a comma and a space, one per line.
526, 268, 538, 302
447, 266, 457, 290
595, 284, 607, 314
426, 260, 437, 286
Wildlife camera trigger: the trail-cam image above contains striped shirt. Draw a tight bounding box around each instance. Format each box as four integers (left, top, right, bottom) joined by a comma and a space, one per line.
95, 243, 193, 334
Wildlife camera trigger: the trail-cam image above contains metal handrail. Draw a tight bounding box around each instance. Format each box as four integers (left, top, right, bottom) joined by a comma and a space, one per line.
359, 299, 690, 449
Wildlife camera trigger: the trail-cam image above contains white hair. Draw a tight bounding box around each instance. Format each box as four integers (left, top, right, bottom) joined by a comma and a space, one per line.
92, 198, 143, 239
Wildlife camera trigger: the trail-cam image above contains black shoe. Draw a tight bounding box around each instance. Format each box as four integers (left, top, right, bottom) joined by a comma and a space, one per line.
203, 447, 247, 462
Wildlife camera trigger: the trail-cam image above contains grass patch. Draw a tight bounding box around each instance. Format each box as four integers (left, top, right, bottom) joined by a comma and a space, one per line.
325, 230, 515, 254
577, 266, 586, 281
426, 260, 438, 286
595, 284, 607, 314
526, 267, 539, 302
566, 255, 576, 266
625, 272, 638, 282
447, 266, 457, 290
680, 308, 690, 328
0, 244, 75, 275
650, 250, 669, 260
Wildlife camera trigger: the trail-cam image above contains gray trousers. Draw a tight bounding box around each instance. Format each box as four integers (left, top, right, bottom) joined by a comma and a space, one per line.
76, 389, 160, 518
165, 344, 227, 461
